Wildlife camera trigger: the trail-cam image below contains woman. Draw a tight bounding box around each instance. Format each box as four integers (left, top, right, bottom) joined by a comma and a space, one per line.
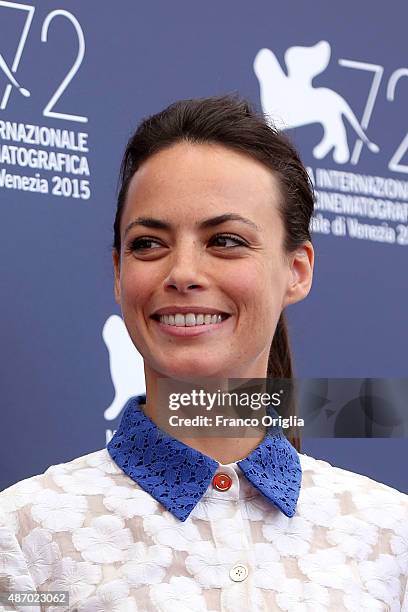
0, 95, 407, 611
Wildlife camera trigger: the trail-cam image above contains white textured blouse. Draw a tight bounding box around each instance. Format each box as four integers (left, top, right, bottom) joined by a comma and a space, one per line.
0, 395, 407, 612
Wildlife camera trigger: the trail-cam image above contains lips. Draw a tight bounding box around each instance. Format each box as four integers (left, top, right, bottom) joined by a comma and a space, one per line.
151, 313, 230, 323
151, 306, 230, 317
151, 312, 232, 337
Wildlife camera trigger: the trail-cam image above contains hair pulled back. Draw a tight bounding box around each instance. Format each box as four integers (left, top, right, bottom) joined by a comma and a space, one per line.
113, 94, 314, 446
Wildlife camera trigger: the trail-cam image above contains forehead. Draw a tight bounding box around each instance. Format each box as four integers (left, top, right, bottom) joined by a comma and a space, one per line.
123, 141, 282, 226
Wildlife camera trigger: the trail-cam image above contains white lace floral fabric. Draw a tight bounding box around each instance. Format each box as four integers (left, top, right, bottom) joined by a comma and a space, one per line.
0, 449, 407, 611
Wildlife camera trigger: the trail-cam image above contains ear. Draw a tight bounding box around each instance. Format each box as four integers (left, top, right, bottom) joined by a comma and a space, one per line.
112, 249, 121, 304
283, 241, 314, 307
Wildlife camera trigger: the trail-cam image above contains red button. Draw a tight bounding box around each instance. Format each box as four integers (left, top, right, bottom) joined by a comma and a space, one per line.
212, 473, 232, 491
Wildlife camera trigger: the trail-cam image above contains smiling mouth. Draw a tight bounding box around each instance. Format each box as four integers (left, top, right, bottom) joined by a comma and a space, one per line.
151, 313, 231, 327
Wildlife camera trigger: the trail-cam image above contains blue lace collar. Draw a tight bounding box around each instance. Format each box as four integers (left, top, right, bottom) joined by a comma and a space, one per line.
107, 394, 302, 522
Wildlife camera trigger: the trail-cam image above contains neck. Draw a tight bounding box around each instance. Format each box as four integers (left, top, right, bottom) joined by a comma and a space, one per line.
173, 432, 266, 464
141, 373, 268, 464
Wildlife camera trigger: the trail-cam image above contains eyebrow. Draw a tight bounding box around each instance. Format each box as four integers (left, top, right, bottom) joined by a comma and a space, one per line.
124, 213, 261, 237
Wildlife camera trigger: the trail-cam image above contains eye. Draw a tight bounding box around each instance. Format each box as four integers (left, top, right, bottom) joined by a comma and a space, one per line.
127, 233, 247, 254
210, 233, 247, 248
128, 237, 163, 251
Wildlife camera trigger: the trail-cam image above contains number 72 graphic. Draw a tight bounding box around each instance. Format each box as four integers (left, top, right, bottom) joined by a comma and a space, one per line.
338, 58, 408, 173
0, 0, 87, 123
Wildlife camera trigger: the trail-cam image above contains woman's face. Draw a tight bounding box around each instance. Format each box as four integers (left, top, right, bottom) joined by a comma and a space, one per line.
113, 142, 312, 383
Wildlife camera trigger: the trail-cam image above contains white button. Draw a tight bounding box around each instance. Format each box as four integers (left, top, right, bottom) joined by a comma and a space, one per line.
229, 563, 249, 582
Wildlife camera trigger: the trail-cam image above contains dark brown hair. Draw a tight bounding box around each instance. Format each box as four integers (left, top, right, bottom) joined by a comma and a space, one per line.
113, 94, 314, 447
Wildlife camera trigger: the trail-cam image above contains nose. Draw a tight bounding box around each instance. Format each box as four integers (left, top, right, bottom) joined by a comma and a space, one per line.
164, 239, 208, 293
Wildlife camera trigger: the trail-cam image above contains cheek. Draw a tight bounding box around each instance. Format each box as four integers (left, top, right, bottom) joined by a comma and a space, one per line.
221, 265, 261, 313
226, 260, 288, 330
120, 264, 155, 303
226, 261, 278, 305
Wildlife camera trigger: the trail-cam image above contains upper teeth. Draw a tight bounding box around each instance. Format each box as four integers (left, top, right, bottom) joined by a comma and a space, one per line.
159, 313, 224, 326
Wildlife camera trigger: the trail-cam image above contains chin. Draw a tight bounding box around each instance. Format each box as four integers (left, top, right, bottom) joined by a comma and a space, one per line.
157, 359, 228, 382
